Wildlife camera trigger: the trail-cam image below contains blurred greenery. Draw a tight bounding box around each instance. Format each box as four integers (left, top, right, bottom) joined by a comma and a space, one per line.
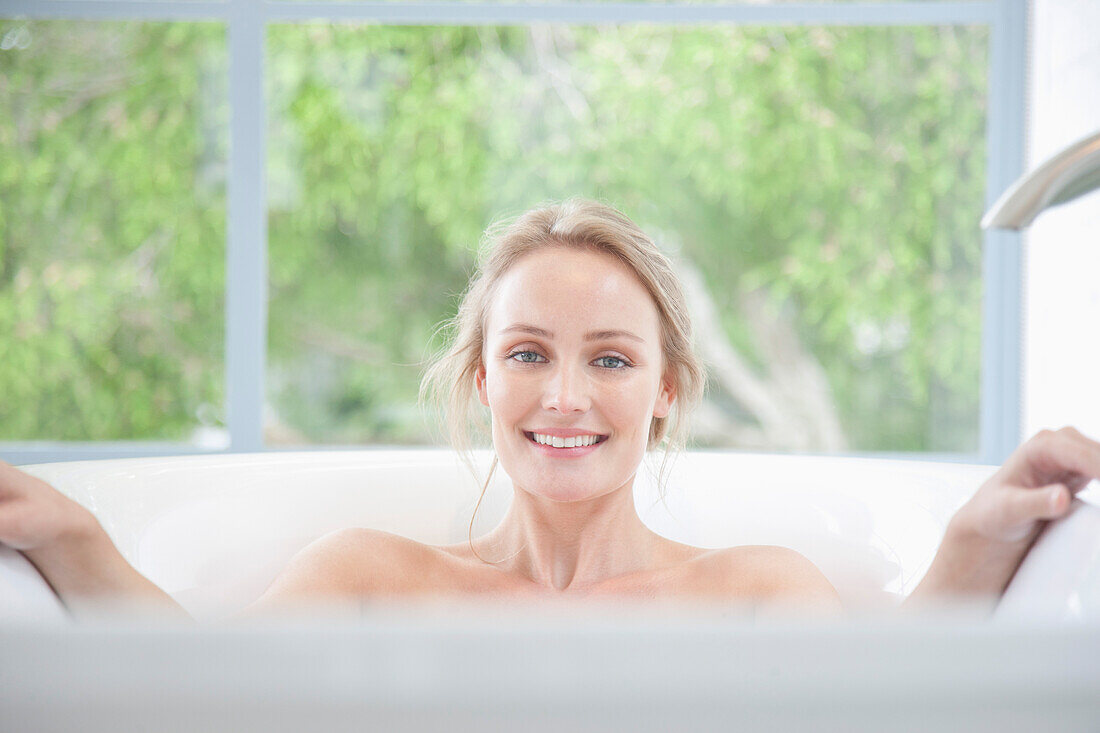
0, 19, 987, 452
0, 21, 227, 442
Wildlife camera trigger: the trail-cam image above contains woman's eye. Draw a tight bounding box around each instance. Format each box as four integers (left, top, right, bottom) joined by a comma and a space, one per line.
594, 356, 629, 369
509, 351, 544, 364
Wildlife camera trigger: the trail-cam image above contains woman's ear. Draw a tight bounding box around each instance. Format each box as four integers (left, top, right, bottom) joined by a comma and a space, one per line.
475, 363, 489, 407
652, 372, 676, 419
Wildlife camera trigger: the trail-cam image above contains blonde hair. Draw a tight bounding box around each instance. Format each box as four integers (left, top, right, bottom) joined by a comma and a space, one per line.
419, 197, 706, 559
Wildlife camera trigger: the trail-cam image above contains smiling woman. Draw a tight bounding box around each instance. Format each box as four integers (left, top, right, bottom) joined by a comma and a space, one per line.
246, 198, 1100, 613
245, 198, 841, 611
3, 198, 1098, 622
415, 199, 715, 585
478, 247, 675, 491
421, 198, 705, 459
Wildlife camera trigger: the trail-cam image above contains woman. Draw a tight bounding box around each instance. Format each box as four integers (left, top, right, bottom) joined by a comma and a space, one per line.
1, 198, 1097, 621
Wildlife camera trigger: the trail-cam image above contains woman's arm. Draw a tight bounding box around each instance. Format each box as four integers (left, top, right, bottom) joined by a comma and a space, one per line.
0, 461, 192, 621
900, 518, 1005, 614
902, 426, 1100, 614
22, 513, 193, 621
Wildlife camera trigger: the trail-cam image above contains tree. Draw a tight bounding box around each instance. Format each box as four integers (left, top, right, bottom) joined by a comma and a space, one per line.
0, 20, 987, 453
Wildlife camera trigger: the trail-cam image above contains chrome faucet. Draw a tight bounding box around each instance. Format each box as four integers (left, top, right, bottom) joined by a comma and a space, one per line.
982, 129, 1100, 230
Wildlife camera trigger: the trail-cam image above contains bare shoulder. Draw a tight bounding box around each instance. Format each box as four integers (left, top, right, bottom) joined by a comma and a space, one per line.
240, 528, 438, 615
702, 545, 844, 615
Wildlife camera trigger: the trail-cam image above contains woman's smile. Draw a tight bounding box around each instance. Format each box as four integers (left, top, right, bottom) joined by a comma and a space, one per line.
524, 429, 609, 456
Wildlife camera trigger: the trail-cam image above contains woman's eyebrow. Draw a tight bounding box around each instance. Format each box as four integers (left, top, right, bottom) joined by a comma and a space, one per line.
499, 324, 644, 343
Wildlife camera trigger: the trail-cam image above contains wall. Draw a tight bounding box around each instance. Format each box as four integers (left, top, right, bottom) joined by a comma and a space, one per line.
1023, 0, 1100, 442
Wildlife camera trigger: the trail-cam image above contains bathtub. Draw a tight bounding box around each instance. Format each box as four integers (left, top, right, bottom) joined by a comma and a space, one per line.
2, 449, 1099, 732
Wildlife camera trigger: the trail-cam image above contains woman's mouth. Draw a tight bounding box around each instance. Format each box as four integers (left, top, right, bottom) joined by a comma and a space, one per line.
524, 431, 608, 454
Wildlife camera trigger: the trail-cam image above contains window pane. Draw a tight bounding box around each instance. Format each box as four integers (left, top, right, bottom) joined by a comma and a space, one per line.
0, 20, 228, 443
265, 23, 986, 453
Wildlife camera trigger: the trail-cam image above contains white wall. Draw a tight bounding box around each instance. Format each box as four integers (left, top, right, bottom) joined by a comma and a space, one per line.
1023, 0, 1100, 442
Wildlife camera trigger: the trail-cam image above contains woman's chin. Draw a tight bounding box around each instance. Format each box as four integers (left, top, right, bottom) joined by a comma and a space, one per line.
513, 475, 626, 504
526, 489, 603, 504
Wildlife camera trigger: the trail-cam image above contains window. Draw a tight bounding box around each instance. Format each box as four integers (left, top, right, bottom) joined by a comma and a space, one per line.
0, 1, 1026, 464
0, 19, 228, 451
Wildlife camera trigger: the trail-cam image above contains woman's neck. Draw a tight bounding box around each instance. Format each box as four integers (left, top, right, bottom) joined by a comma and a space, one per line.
476, 481, 662, 593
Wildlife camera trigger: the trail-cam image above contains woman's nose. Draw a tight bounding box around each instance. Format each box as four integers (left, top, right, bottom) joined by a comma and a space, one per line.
542, 363, 590, 414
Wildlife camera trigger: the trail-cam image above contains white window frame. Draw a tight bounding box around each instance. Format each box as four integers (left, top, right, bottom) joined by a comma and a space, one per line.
0, 1, 1027, 465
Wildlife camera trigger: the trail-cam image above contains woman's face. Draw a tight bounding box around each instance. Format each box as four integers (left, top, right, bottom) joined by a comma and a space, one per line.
476, 246, 675, 503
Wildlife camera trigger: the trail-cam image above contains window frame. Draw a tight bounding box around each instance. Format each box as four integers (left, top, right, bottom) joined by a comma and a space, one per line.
1, 0, 1026, 465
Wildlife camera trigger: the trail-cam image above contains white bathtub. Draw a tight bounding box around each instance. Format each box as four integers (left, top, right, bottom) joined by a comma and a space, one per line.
2, 449, 1100, 732
3, 448, 1099, 620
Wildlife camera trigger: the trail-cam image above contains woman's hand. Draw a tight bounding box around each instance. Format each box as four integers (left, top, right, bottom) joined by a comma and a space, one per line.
905, 426, 1100, 610
0, 459, 192, 620
0, 460, 97, 552
953, 426, 1097, 548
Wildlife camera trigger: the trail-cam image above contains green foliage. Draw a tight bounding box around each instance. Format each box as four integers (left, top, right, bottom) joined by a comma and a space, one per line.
0, 20, 987, 451
265, 23, 986, 451
0, 21, 227, 440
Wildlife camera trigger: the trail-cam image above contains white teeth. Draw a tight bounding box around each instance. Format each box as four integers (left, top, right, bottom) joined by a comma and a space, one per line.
530, 432, 601, 448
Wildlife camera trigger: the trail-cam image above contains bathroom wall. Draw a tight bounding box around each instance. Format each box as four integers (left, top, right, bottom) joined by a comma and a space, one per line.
1023, 0, 1100, 442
